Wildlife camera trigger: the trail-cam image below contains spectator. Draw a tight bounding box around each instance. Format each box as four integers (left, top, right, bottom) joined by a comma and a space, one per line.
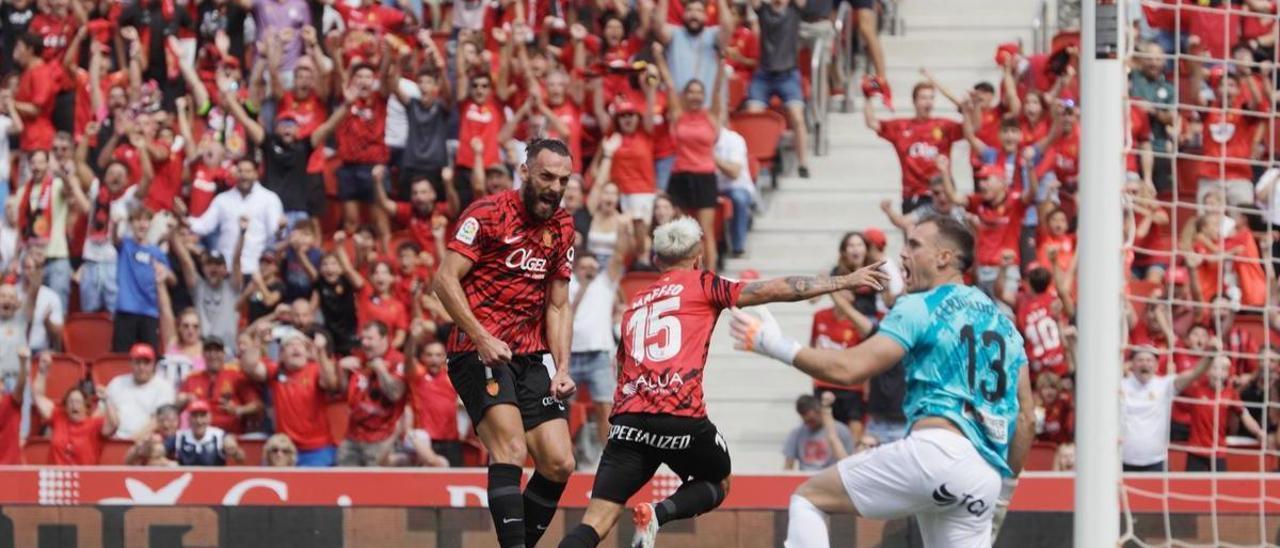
105, 343, 177, 440
745, 0, 809, 177
243, 332, 340, 467
167, 400, 246, 466
279, 225, 325, 303
1034, 372, 1073, 444
396, 326, 458, 467
1128, 40, 1176, 194
157, 306, 208, 385
0, 348, 30, 464
939, 162, 1039, 299
783, 393, 853, 471
112, 208, 172, 352
394, 34, 452, 198
74, 121, 135, 315
597, 96, 657, 234
14, 33, 59, 154
1190, 69, 1262, 208
172, 233, 242, 353
124, 405, 183, 466
713, 126, 755, 258
880, 172, 966, 233
1183, 354, 1267, 471
242, 250, 287, 323
0, 88, 22, 208
177, 337, 263, 435
569, 233, 629, 462
1052, 442, 1076, 471
581, 176, 630, 267
188, 158, 286, 279
810, 304, 873, 442
453, 70, 505, 209
1014, 265, 1071, 381
16, 147, 90, 311
653, 0, 733, 105
866, 82, 963, 214
653, 42, 726, 270
333, 58, 395, 237
311, 252, 361, 356
335, 322, 407, 466
263, 433, 300, 466
865, 361, 908, 443
1121, 345, 1216, 472
14, 249, 64, 354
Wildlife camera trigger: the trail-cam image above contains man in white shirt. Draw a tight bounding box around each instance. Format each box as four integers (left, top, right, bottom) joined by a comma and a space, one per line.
569, 230, 629, 462
105, 343, 177, 440
713, 127, 756, 258
1121, 343, 1216, 472
187, 158, 285, 276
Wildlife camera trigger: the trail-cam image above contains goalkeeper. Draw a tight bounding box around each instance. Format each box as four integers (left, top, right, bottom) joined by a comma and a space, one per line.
732, 216, 1036, 547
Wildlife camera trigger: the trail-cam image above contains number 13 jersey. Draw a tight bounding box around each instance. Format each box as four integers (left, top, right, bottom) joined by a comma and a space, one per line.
612, 269, 744, 419
878, 284, 1027, 477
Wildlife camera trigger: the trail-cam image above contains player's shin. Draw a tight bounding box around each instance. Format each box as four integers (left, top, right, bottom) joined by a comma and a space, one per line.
524, 471, 569, 545
488, 463, 528, 547
784, 494, 831, 548
652, 480, 726, 525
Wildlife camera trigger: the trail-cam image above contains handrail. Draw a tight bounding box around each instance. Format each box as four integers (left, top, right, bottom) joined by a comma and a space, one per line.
809, 34, 830, 156
1032, 0, 1050, 53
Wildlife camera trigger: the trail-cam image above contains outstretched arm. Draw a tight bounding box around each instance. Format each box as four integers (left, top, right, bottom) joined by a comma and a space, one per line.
735, 262, 888, 307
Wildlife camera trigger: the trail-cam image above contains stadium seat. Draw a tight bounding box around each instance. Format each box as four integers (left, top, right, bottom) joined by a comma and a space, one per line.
99, 440, 133, 465
326, 400, 350, 444
619, 271, 662, 303
237, 438, 266, 465
730, 111, 788, 189
22, 437, 49, 465
92, 354, 135, 386
64, 312, 114, 363
1025, 441, 1059, 471
728, 75, 749, 112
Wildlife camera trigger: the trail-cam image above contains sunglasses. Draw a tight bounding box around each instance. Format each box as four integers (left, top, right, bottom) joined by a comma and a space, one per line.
267, 448, 295, 455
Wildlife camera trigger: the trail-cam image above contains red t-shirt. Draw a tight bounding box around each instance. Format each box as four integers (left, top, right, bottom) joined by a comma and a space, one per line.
445, 190, 575, 354
345, 354, 407, 442
967, 192, 1028, 266
335, 2, 407, 33
974, 105, 1005, 152
406, 363, 460, 442
610, 131, 656, 195
394, 201, 448, 263
1037, 124, 1080, 187
1016, 291, 1068, 380
673, 111, 717, 174
356, 284, 410, 340
29, 12, 75, 63
1186, 4, 1240, 61
1126, 103, 1152, 173
1020, 115, 1051, 148
876, 117, 963, 198
545, 101, 584, 173
179, 368, 260, 434
189, 163, 230, 217
1225, 326, 1260, 376
612, 269, 744, 418
337, 93, 391, 164
263, 360, 332, 451
1199, 108, 1258, 181
143, 138, 182, 212
16, 60, 61, 152
1184, 383, 1244, 458
0, 395, 20, 465
49, 409, 107, 465
727, 27, 761, 81
1036, 230, 1076, 273
1038, 397, 1074, 444
392, 265, 433, 308
810, 307, 863, 391
456, 99, 505, 169
649, 91, 675, 158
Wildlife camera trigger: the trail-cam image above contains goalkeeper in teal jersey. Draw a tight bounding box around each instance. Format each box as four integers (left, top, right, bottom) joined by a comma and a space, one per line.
732, 216, 1036, 548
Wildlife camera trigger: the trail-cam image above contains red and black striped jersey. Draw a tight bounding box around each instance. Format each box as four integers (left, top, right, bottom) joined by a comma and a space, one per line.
445, 190, 575, 355
612, 269, 744, 418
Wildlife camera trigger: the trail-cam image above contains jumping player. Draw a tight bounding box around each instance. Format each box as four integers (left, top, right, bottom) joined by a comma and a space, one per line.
558, 217, 890, 548
433, 138, 578, 548
732, 215, 1036, 547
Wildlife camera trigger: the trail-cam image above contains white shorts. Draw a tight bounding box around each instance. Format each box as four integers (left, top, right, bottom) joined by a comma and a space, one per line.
838, 428, 1001, 548
620, 193, 656, 222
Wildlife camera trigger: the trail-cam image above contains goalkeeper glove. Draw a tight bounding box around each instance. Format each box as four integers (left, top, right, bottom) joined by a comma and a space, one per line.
730, 307, 802, 365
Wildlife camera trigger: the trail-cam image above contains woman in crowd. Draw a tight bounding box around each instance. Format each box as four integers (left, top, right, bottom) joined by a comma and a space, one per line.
33, 354, 118, 465
263, 434, 300, 467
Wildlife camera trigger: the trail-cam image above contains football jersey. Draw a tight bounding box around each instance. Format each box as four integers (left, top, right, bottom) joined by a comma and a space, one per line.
345, 356, 407, 443
810, 307, 865, 391
878, 284, 1027, 477
446, 190, 575, 355
1015, 291, 1067, 379
876, 117, 963, 199
612, 269, 744, 418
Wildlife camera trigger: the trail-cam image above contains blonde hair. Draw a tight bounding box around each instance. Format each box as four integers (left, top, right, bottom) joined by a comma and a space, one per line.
652, 217, 703, 264
262, 434, 299, 466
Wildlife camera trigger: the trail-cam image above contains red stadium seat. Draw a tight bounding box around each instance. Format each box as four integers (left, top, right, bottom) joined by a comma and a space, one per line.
730, 111, 788, 188
92, 354, 135, 386
462, 435, 489, 466
619, 271, 661, 304
99, 440, 133, 465
326, 400, 350, 445
22, 438, 49, 465
1025, 441, 1059, 471
64, 313, 114, 363
748, 156, 761, 184
728, 75, 749, 112
236, 438, 266, 466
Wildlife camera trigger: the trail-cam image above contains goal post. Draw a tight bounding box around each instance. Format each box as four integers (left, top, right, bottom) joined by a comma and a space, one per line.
1076, 1, 1125, 546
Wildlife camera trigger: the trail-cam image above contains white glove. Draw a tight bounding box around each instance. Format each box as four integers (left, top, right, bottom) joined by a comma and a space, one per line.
730, 307, 802, 365
990, 476, 1018, 543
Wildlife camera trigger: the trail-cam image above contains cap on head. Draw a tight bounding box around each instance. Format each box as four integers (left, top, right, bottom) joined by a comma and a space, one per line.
187, 399, 212, 414
129, 343, 156, 361
863, 228, 887, 250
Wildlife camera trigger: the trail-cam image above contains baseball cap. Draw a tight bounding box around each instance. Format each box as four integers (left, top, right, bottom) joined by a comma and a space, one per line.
994, 42, 1020, 67
276, 111, 301, 125
204, 250, 226, 264
129, 343, 156, 361
610, 97, 641, 116
201, 337, 226, 351
187, 400, 212, 414
863, 228, 887, 250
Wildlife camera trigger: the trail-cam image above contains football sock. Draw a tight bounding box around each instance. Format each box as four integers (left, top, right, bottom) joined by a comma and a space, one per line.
488, 463, 527, 548
556, 524, 601, 548
523, 472, 567, 546
653, 480, 726, 525
785, 494, 830, 548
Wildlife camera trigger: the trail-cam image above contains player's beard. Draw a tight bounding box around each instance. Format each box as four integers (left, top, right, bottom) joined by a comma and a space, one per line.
523, 183, 562, 222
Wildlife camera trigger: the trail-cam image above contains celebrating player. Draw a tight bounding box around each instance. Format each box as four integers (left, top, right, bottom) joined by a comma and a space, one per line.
558, 217, 890, 548
432, 138, 578, 548
731, 216, 1036, 547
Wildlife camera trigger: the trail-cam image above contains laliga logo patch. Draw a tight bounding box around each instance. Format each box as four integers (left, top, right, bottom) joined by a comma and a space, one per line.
456, 217, 480, 245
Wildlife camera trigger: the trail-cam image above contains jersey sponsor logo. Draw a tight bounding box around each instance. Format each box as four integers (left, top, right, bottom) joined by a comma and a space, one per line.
505, 248, 549, 276
620, 372, 684, 397
907, 142, 941, 160
456, 217, 480, 245
931, 483, 990, 517
540, 396, 566, 410
607, 424, 693, 450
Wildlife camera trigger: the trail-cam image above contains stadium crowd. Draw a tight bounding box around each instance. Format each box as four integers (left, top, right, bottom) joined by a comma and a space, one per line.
0, 0, 889, 468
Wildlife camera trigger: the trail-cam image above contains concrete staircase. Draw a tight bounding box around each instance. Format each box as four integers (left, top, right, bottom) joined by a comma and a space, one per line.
709, 0, 1037, 471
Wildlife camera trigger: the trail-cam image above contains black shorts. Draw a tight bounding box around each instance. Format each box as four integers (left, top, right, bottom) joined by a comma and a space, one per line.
813, 387, 866, 424
336, 163, 378, 202
447, 352, 568, 432
591, 413, 731, 504
667, 172, 719, 210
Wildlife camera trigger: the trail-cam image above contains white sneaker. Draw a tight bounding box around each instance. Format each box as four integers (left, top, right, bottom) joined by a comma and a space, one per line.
630, 502, 658, 548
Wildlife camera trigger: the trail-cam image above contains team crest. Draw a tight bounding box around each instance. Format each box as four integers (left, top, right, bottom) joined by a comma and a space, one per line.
932, 127, 943, 140
486, 379, 500, 396
542, 230, 553, 247
456, 217, 480, 245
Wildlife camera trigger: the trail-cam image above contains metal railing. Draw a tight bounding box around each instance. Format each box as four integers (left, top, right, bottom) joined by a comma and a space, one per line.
1032, 0, 1051, 53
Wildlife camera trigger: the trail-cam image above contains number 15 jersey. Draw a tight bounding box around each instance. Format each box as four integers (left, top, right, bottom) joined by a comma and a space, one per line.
612, 269, 744, 419
878, 284, 1027, 477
